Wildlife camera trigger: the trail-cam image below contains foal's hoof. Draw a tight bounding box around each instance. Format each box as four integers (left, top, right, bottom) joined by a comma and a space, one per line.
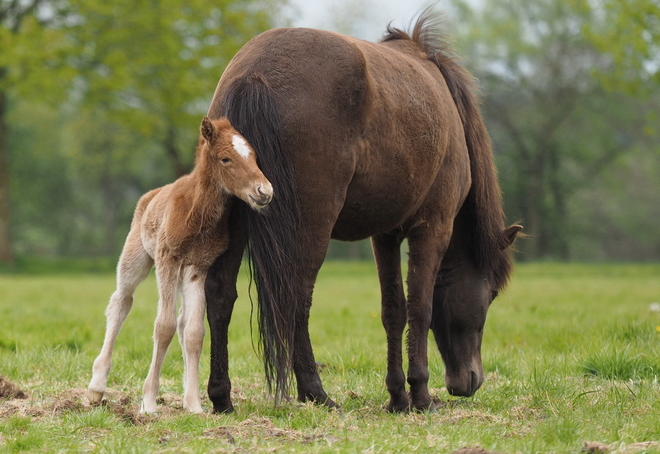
86, 389, 105, 405
184, 405, 205, 414
139, 402, 159, 415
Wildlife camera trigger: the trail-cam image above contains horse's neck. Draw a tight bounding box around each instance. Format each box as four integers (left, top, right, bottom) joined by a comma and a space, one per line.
186, 169, 227, 231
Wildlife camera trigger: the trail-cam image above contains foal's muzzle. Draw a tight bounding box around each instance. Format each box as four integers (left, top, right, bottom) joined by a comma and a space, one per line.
249, 183, 273, 208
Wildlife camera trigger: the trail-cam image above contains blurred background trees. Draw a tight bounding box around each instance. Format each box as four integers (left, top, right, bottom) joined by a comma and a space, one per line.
1, 0, 281, 263
0, 0, 658, 266
451, 0, 659, 260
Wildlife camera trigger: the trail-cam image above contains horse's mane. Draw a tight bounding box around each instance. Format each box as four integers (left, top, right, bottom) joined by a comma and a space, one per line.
383, 9, 514, 290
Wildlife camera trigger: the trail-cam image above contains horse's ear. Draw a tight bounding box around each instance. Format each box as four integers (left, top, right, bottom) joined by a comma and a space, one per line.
201, 116, 214, 142
501, 224, 523, 249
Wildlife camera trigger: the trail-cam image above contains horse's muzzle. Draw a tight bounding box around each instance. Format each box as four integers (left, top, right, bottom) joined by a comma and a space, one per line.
445, 368, 484, 397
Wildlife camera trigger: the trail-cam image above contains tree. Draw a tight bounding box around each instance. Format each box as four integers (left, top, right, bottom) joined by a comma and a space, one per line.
584, 0, 660, 94
450, 0, 647, 260
68, 0, 282, 177
0, 0, 74, 264
1, 0, 286, 263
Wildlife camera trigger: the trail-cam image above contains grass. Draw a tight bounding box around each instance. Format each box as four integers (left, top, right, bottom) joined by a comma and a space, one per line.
1, 261, 660, 453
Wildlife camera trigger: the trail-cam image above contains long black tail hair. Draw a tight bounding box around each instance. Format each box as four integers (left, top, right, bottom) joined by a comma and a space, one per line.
221, 73, 302, 402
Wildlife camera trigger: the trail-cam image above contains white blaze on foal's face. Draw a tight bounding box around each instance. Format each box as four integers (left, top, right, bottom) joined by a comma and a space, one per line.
232, 134, 252, 159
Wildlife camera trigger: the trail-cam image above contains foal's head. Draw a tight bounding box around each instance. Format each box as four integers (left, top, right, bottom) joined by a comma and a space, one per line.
199, 116, 273, 210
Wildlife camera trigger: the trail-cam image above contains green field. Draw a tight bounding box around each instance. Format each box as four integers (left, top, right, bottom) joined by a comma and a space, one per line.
1, 262, 660, 453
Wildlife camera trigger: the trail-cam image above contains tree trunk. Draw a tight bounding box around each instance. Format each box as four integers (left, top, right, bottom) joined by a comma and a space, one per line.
0, 81, 14, 264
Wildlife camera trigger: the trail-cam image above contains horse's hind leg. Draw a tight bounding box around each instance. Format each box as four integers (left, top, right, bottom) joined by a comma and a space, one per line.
178, 266, 206, 413
372, 233, 410, 412
88, 230, 153, 404
141, 263, 179, 414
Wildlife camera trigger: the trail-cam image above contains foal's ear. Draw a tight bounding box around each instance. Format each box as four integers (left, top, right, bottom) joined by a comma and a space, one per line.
501, 225, 523, 249
201, 116, 215, 142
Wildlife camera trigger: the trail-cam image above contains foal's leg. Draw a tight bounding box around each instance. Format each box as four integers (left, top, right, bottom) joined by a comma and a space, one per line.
178, 266, 206, 413
405, 225, 450, 411
141, 263, 180, 414
205, 207, 246, 414
371, 233, 410, 412
88, 229, 153, 404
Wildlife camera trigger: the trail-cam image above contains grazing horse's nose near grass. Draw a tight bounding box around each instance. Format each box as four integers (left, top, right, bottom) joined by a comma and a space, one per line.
445, 367, 484, 397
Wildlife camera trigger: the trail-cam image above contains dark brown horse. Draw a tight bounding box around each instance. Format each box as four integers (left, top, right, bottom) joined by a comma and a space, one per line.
204, 10, 522, 413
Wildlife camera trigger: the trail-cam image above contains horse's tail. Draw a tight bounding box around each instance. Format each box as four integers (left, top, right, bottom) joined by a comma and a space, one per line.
219, 73, 301, 402
383, 9, 514, 288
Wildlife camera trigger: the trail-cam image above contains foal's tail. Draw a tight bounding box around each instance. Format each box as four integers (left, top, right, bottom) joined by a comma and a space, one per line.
383, 9, 514, 288
219, 73, 301, 402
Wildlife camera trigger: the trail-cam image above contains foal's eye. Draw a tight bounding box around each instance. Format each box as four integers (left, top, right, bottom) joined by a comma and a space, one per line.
491, 290, 499, 301
220, 157, 231, 164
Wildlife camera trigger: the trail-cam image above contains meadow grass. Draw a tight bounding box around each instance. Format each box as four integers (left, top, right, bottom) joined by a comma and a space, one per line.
1, 262, 660, 453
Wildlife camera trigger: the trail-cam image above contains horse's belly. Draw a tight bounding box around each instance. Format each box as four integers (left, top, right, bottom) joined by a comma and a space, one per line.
331, 183, 419, 241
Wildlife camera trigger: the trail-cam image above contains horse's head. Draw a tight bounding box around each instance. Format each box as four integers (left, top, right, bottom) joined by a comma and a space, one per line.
199, 116, 273, 210
431, 224, 522, 397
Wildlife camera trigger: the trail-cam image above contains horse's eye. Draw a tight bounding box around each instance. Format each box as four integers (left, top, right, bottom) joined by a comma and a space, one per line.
491, 290, 499, 301
221, 157, 231, 164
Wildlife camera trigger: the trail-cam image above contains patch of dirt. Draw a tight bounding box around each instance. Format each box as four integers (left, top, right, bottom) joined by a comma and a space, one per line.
617, 442, 660, 454
204, 416, 328, 445
0, 376, 27, 399
583, 441, 660, 454
0, 385, 147, 422
453, 447, 503, 454
583, 441, 610, 453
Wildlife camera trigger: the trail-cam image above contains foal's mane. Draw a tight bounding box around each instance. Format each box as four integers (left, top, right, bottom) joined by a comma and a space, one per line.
383, 10, 514, 289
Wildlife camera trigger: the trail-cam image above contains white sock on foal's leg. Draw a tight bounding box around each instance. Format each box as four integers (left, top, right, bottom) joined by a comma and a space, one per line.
180, 268, 206, 413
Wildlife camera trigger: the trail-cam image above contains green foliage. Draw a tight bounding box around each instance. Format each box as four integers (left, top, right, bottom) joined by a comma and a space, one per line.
1, 0, 658, 262
1, 0, 287, 261
584, 0, 660, 94
65, 0, 282, 175
1, 263, 660, 453
450, 0, 660, 260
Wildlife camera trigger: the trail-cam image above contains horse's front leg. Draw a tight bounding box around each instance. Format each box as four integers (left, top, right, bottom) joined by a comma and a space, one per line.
204, 208, 246, 414
291, 231, 337, 408
292, 297, 337, 408
405, 226, 449, 411
371, 233, 410, 412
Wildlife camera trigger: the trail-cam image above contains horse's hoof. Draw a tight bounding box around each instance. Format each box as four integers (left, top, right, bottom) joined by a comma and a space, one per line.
86, 389, 104, 405
385, 394, 412, 413
323, 396, 340, 410
212, 404, 235, 414
412, 396, 442, 413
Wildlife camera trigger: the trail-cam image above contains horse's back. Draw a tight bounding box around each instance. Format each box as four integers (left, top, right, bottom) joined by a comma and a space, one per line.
211, 27, 469, 239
